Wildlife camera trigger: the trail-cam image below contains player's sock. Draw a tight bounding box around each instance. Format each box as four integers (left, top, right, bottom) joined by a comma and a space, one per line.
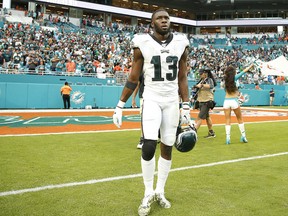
141, 156, 155, 196
155, 156, 172, 194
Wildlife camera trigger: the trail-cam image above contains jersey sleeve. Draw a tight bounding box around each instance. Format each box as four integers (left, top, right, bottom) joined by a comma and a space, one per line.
131, 34, 147, 49
174, 33, 189, 48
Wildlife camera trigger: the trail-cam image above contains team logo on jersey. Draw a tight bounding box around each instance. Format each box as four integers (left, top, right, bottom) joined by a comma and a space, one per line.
161, 49, 170, 53
71, 91, 85, 104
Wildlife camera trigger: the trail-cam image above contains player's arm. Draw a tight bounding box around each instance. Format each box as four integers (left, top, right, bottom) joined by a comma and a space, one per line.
119, 48, 143, 103
178, 47, 191, 125
113, 48, 143, 128
132, 81, 140, 107
178, 47, 189, 103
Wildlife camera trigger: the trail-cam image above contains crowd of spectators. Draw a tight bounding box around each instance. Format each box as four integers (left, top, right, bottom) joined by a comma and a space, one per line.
190, 33, 288, 47
187, 45, 288, 86
0, 16, 287, 86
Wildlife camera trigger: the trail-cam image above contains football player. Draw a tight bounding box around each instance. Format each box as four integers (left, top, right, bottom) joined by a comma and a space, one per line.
113, 8, 191, 216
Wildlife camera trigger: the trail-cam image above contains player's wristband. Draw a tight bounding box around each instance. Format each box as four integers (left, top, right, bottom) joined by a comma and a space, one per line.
117, 100, 125, 109
182, 102, 190, 109
125, 81, 137, 90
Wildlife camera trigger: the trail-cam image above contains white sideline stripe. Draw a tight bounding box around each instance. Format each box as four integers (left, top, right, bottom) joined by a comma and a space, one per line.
0, 119, 288, 137
0, 152, 287, 197
0, 109, 137, 113
0, 107, 287, 113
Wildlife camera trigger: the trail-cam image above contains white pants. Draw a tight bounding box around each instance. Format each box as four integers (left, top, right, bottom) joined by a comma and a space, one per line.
142, 98, 179, 146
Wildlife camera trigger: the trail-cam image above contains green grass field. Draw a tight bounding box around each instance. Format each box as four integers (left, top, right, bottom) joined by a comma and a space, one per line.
0, 121, 288, 216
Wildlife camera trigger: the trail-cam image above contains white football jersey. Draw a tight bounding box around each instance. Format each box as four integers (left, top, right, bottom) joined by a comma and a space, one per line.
132, 33, 189, 101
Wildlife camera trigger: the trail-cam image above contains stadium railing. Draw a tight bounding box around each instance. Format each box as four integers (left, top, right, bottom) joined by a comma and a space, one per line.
0, 68, 114, 78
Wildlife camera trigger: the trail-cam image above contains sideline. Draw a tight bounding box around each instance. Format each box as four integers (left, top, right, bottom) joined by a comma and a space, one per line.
0, 119, 287, 137
0, 152, 287, 197
0, 107, 287, 113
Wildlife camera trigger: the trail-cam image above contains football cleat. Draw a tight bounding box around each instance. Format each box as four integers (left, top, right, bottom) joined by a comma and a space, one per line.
155, 193, 171, 209
226, 138, 231, 145
137, 137, 144, 149
138, 194, 155, 216
174, 124, 197, 152
240, 136, 248, 143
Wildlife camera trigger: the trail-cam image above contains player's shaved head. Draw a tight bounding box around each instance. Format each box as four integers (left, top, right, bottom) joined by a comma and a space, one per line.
151, 8, 168, 20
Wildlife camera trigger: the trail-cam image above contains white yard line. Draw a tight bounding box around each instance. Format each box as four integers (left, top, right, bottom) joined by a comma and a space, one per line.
0, 109, 130, 113
0, 152, 287, 197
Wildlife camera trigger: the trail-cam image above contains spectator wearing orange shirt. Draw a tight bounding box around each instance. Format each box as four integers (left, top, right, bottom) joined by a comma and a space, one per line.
113, 62, 122, 74
276, 76, 285, 85
255, 83, 262, 90
66, 59, 76, 75
60, 82, 72, 109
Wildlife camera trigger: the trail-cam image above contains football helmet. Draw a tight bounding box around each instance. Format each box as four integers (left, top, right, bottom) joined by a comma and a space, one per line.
174, 124, 197, 152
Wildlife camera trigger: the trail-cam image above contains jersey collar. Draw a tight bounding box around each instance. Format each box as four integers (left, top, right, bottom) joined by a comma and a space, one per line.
149, 33, 173, 47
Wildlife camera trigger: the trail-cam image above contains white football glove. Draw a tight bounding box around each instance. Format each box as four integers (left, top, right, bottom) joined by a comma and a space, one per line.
113, 101, 125, 128
180, 102, 191, 125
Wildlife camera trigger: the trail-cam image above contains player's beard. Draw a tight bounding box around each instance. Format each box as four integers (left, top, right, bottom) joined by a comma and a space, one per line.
154, 24, 170, 36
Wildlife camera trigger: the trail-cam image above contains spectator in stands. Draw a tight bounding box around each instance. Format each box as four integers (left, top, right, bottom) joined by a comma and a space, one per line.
66, 58, 76, 75
37, 59, 45, 75
75, 57, 84, 75
51, 55, 60, 71
0, 52, 5, 69
253, 72, 260, 84
12, 48, 21, 68
96, 63, 106, 79
27, 54, 39, 72
2, 49, 12, 67
255, 83, 262, 90
113, 62, 122, 74
84, 61, 94, 74
271, 76, 276, 85
56, 59, 66, 74
92, 59, 100, 68
276, 76, 285, 85
0, 17, 287, 88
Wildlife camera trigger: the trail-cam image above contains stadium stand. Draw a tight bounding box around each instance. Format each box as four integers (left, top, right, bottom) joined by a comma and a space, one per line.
0, 2, 287, 108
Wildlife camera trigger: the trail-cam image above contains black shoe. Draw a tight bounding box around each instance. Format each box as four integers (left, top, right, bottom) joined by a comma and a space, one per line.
204, 131, 216, 138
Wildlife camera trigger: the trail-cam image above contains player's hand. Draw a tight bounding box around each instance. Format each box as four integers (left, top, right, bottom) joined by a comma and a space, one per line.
113, 100, 125, 128
180, 102, 191, 125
